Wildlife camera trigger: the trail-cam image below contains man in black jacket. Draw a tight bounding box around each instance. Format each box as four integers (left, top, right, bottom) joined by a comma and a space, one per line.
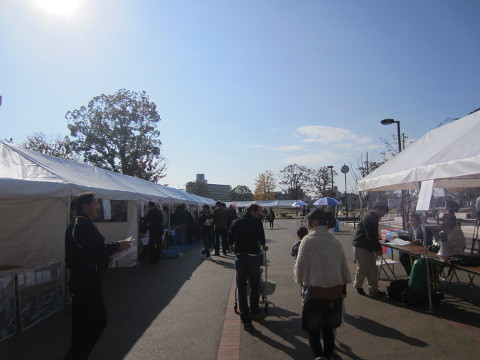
352, 203, 389, 297
64, 192, 131, 360
230, 204, 268, 330
145, 201, 164, 264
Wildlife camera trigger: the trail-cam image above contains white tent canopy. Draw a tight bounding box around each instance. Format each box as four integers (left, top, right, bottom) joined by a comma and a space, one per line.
0, 142, 213, 205
358, 111, 480, 192
224, 200, 304, 208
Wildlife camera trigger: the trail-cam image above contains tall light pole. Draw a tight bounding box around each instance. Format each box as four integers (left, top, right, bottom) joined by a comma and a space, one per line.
327, 166, 334, 197
381, 118, 406, 229
341, 165, 350, 219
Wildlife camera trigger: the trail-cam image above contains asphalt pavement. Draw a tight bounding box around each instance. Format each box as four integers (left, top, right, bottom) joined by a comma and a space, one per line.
1, 218, 480, 360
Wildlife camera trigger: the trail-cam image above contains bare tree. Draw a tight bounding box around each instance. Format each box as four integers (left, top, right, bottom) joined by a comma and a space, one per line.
278, 164, 312, 200
310, 166, 337, 198
23, 132, 78, 160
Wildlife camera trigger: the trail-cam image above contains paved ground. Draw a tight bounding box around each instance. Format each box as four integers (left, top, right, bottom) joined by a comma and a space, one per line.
1, 218, 480, 360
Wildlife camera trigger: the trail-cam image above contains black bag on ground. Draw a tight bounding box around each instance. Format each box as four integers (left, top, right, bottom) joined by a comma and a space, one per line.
301, 298, 343, 331
387, 279, 408, 301
449, 254, 480, 267
401, 287, 427, 306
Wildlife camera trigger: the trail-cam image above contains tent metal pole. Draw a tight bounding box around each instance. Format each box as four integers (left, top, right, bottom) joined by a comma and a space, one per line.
422, 210, 434, 313
415, 181, 433, 312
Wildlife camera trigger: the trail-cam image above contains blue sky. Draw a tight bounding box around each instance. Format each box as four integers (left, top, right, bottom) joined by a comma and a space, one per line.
1, 1, 480, 193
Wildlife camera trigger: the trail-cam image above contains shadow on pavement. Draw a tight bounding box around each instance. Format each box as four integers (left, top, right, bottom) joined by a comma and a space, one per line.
0, 245, 205, 360
344, 314, 428, 347
251, 310, 313, 360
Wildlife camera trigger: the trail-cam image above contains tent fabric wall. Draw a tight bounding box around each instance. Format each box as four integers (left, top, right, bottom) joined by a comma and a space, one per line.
0, 142, 216, 266
358, 112, 480, 192
0, 198, 68, 265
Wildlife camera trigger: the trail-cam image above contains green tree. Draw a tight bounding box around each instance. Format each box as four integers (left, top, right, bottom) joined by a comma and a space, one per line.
66, 89, 167, 182
185, 180, 209, 197
228, 185, 254, 201
23, 132, 78, 160
278, 164, 312, 200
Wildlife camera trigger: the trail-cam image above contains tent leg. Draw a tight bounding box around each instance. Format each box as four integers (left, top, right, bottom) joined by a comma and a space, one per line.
422, 211, 434, 313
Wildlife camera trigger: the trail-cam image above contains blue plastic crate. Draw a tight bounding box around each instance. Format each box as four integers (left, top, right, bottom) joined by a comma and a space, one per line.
162, 249, 179, 258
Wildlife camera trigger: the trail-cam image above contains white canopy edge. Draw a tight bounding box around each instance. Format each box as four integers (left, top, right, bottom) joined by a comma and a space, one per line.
0, 142, 214, 205
358, 111, 480, 192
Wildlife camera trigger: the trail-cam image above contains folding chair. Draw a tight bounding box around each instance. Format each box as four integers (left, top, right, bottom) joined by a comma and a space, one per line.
377, 246, 398, 280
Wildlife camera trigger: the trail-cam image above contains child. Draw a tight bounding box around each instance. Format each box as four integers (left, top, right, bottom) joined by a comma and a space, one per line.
291, 226, 308, 258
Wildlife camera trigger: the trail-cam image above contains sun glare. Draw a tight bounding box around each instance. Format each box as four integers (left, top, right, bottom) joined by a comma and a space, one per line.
34, 0, 81, 16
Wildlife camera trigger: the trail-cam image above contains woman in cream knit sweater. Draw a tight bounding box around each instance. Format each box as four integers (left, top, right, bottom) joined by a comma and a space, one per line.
294, 209, 352, 360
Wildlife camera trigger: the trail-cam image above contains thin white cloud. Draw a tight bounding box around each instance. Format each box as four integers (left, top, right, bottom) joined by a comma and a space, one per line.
282, 151, 341, 165
354, 136, 373, 145
275, 145, 305, 151
297, 125, 358, 143
248, 144, 267, 148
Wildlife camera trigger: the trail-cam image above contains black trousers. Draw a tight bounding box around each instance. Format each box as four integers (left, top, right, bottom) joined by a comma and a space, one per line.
64, 282, 107, 360
215, 228, 229, 254
399, 251, 412, 276
148, 234, 162, 263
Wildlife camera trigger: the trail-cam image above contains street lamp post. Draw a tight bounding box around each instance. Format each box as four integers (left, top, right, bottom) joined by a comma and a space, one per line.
327, 166, 334, 197
341, 165, 350, 219
381, 118, 406, 230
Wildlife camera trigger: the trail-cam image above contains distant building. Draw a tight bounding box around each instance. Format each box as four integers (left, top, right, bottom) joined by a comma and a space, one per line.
196, 174, 231, 201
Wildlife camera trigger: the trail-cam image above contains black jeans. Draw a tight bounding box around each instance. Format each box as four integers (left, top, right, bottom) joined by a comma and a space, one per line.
215, 228, 229, 254
148, 234, 162, 263
399, 251, 412, 276
308, 328, 335, 358
201, 227, 213, 257
235, 254, 261, 324
64, 280, 107, 360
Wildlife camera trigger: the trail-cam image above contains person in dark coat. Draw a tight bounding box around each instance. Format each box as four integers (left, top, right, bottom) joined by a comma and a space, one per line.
352, 202, 389, 297
64, 192, 131, 360
145, 201, 164, 263
268, 208, 276, 228
230, 204, 268, 330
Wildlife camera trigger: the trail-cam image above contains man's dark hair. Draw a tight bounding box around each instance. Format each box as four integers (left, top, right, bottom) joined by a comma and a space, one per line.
373, 202, 389, 212
441, 213, 456, 225
148, 201, 155, 208
297, 226, 309, 239
246, 204, 260, 214
307, 209, 336, 229
75, 192, 96, 213
203, 204, 210, 210
409, 213, 421, 221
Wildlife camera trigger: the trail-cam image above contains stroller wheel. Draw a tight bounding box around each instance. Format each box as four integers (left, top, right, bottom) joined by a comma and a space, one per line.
234, 303, 238, 314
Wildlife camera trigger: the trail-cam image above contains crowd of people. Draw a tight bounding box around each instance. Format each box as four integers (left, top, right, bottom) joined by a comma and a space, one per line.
63, 191, 472, 360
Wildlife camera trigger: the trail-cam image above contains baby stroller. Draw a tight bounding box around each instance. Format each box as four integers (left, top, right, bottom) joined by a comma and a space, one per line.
234, 251, 276, 315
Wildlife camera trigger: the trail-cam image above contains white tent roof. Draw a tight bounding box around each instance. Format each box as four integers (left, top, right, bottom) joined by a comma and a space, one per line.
0, 142, 213, 204
358, 112, 480, 192
224, 200, 301, 208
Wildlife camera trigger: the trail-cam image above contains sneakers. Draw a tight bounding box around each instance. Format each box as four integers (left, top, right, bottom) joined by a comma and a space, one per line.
200, 249, 206, 255
356, 288, 366, 296
371, 290, 386, 297
206, 256, 213, 260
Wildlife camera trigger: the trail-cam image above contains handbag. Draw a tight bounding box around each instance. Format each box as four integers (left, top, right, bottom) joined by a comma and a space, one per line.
301, 298, 343, 331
